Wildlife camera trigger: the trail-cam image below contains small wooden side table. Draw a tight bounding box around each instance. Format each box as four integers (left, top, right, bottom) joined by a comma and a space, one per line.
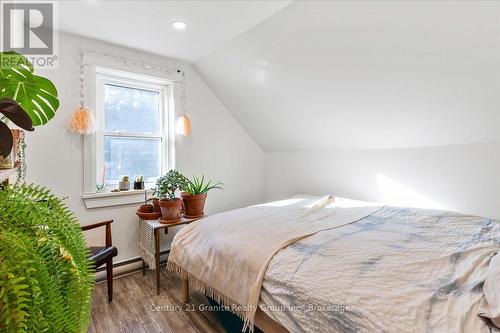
139, 215, 206, 295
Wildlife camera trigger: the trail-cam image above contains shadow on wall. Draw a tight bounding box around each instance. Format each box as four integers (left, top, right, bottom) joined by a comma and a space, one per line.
376, 174, 443, 210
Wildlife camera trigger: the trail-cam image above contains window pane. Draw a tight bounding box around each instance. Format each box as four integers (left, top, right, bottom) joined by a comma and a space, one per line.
104, 84, 160, 133
104, 136, 161, 186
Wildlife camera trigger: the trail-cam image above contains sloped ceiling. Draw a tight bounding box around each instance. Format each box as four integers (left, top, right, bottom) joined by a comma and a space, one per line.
56, 0, 292, 63
195, 1, 500, 152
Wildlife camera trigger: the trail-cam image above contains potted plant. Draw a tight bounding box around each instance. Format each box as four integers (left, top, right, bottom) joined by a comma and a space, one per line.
182, 175, 222, 218
0, 100, 34, 169
118, 175, 130, 191
145, 189, 162, 213
150, 197, 161, 213
134, 175, 145, 190
154, 170, 188, 223
0, 184, 94, 332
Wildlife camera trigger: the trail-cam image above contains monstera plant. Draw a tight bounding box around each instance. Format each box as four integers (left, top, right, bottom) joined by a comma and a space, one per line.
0, 51, 59, 159
0, 99, 33, 159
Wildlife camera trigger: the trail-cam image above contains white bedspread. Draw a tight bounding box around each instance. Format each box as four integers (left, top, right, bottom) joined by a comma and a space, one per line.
167, 195, 381, 331
259, 199, 500, 332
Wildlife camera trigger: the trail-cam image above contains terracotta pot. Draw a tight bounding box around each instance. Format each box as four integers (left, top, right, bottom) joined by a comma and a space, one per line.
181, 193, 207, 218
139, 204, 153, 213
152, 199, 161, 213
159, 198, 183, 221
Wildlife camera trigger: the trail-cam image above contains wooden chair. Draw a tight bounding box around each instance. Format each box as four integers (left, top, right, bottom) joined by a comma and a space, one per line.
82, 220, 118, 302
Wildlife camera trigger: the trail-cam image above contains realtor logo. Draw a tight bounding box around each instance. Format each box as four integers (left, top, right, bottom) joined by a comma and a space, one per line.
1, 1, 58, 68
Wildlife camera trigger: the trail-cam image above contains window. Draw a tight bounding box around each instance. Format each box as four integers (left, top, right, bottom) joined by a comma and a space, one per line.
95, 68, 171, 189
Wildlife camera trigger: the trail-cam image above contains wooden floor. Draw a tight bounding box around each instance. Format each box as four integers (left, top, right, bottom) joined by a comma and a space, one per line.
88, 269, 227, 333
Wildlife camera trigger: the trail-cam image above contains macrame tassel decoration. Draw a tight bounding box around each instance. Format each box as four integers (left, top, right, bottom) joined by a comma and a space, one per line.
176, 69, 192, 136
69, 58, 96, 135
69, 107, 96, 135
176, 114, 191, 136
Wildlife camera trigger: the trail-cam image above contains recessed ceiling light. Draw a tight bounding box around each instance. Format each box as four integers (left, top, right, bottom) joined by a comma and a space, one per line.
172, 21, 187, 30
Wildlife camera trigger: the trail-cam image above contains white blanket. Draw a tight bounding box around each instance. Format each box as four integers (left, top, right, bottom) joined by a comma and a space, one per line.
167, 196, 381, 331
259, 201, 500, 332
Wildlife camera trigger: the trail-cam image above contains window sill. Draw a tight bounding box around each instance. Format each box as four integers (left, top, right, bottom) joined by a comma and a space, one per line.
82, 189, 154, 209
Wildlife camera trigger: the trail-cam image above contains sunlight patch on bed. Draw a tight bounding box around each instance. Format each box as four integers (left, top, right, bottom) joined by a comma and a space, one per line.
259, 198, 306, 207
325, 197, 380, 208
377, 174, 442, 209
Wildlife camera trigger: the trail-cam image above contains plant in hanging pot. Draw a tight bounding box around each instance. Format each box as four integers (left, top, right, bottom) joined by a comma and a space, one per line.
13, 129, 27, 182
154, 170, 188, 223
182, 175, 223, 218
0, 100, 34, 169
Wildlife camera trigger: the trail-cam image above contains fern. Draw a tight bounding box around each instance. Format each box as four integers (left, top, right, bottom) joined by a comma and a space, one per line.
0, 183, 95, 332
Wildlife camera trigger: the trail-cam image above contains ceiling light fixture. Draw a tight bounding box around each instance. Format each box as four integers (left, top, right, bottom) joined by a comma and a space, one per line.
172, 21, 187, 30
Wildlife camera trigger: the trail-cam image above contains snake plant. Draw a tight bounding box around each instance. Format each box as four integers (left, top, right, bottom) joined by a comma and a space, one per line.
184, 174, 223, 195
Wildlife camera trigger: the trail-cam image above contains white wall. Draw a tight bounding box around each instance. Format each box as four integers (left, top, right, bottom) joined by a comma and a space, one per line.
193, 0, 500, 221
26, 32, 264, 270
265, 142, 500, 219
196, 1, 500, 152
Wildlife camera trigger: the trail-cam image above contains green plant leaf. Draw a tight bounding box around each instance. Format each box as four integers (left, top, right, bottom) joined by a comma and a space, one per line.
0, 52, 33, 81
0, 75, 59, 126
185, 174, 223, 195
0, 98, 34, 131
0, 52, 59, 126
0, 183, 95, 332
154, 170, 188, 199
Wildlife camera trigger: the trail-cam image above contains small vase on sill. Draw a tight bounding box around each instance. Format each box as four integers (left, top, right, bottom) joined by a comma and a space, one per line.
119, 176, 130, 191
96, 184, 107, 193
134, 176, 145, 190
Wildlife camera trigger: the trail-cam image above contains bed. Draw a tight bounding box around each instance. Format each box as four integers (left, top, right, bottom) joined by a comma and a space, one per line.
168, 195, 500, 333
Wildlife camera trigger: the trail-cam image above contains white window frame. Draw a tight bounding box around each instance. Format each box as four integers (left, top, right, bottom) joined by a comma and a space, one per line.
95, 67, 169, 189
82, 58, 178, 208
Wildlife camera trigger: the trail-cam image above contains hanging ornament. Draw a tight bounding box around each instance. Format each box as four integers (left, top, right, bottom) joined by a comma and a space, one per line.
176, 115, 191, 136
69, 58, 96, 135
176, 69, 191, 136
69, 107, 96, 135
